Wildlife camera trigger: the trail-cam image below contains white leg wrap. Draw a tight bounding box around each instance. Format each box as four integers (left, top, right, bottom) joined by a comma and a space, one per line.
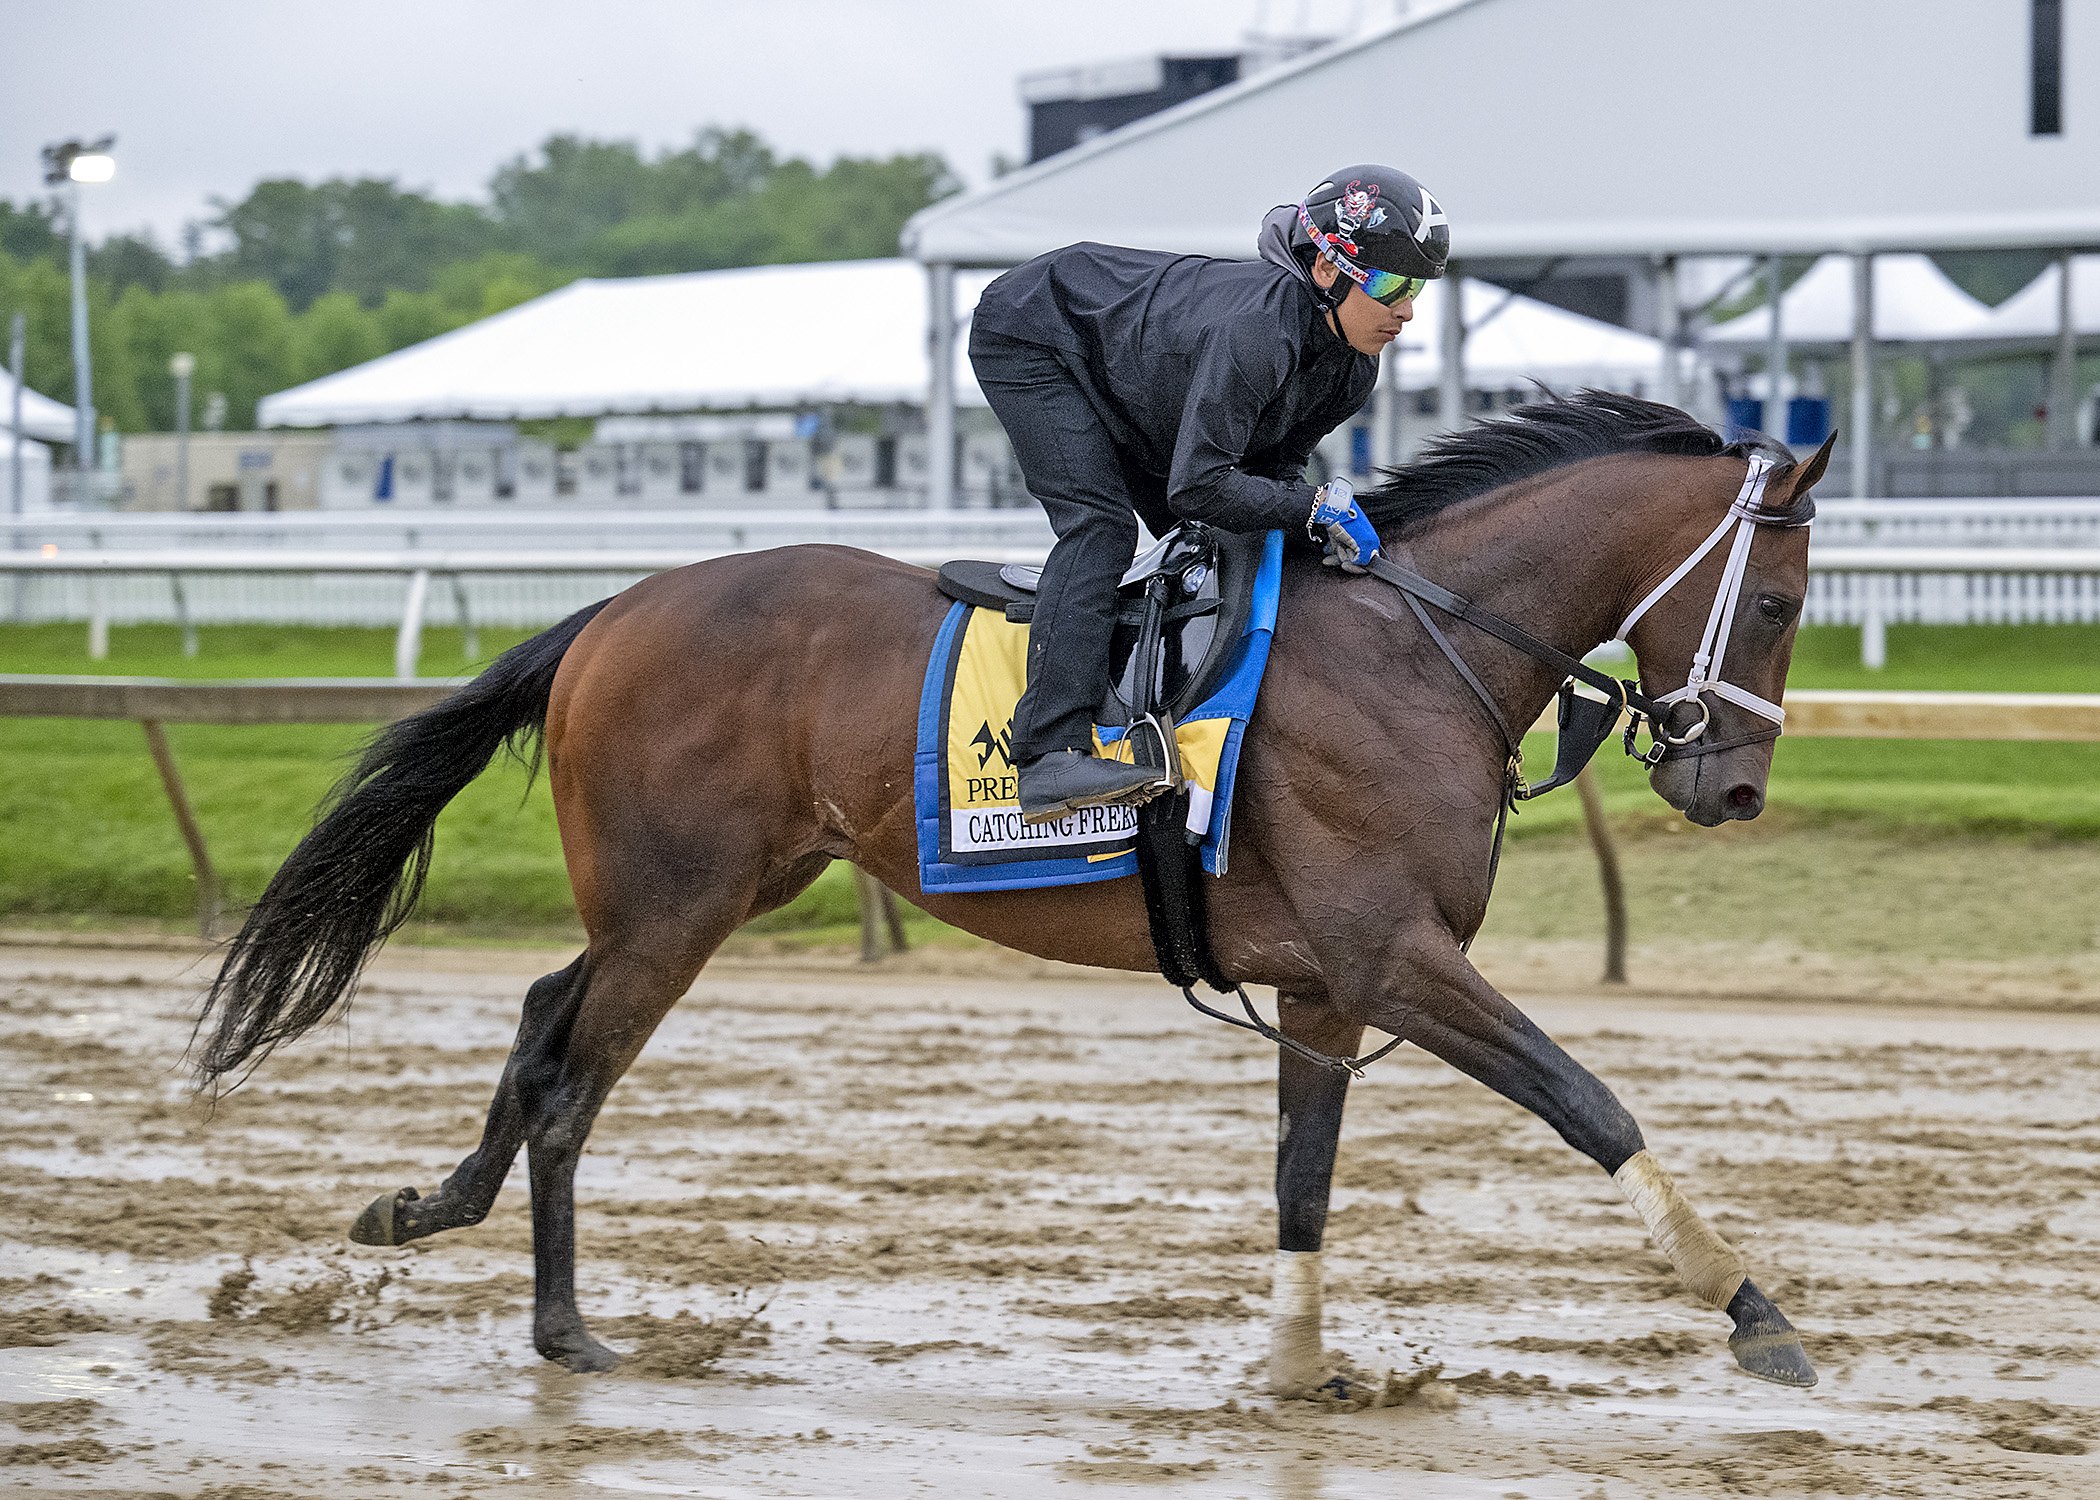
1267, 1249, 1325, 1395
1613, 1149, 1746, 1311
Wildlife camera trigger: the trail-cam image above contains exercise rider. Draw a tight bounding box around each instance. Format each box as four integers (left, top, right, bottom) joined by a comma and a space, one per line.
968, 164, 1451, 825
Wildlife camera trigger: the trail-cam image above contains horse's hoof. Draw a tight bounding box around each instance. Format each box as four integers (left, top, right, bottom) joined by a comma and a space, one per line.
1730, 1329, 1818, 1387
539, 1335, 621, 1373
1725, 1278, 1817, 1388
349, 1186, 418, 1246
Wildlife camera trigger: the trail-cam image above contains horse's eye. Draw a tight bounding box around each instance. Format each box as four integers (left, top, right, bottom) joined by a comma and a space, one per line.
1757, 595, 1792, 623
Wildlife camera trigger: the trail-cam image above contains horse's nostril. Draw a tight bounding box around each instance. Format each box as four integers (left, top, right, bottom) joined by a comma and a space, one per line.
1728, 783, 1759, 809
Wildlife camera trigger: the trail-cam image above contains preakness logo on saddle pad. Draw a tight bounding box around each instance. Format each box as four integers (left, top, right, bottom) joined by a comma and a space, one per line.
938, 610, 1144, 858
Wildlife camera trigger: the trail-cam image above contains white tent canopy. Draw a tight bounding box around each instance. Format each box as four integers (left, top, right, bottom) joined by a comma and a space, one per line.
906, 0, 2100, 266
1705, 255, 1993, 348
0, 367, 76, 444
1393, 278, 1667, 391
260, 260, 1001, 427
1975, 254, 2100, 341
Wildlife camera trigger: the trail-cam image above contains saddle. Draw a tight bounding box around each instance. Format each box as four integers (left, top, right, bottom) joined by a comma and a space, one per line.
935, 523, 1266, 731
937, 523, 1268, 998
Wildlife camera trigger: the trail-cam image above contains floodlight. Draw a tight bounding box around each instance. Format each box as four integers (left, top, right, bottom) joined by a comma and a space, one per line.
69, 153, 115, 183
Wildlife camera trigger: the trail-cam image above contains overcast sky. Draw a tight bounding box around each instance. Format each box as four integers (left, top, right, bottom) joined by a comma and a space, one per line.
1, 0, 1386, 250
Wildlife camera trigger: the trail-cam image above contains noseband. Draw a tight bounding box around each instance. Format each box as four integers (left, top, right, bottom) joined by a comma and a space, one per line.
1362, 452, 1815, 791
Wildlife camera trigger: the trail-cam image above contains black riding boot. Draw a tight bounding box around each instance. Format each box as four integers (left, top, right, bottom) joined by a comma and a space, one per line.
1018, 750, 1168, 826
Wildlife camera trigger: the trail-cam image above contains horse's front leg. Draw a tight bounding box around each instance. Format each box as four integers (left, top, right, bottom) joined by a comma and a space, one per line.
1339, 926, 1816, 1388
1267, 993, 1364, 1396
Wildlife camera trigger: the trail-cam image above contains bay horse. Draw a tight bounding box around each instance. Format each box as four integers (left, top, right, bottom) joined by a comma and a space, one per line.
195, 392, 1832, 1393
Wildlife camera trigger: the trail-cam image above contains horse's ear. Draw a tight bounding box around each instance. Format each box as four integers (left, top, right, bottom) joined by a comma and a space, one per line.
1774, 432, 1838, 507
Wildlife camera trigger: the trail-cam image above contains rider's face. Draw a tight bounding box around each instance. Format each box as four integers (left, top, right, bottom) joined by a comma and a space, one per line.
1311, 258, 1415, 356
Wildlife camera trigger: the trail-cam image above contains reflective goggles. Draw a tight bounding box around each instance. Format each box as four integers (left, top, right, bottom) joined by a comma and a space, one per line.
1296, 202, 1428, 307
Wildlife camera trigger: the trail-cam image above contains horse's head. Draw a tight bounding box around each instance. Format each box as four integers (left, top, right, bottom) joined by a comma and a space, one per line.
1625, 436, 1832, 827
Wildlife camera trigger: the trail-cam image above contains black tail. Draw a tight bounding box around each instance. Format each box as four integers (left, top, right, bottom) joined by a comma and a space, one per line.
193, 600, 612, 1085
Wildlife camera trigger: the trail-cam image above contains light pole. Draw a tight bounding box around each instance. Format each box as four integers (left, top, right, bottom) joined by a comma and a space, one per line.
170, 351, 194, 511
40, 136, 115, 486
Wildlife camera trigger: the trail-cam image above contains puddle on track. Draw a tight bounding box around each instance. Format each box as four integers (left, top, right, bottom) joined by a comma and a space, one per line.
3, 942, 2098, 1496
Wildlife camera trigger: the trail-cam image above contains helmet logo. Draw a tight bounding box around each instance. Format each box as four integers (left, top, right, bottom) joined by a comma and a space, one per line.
1336, 181, 1381, 234
1331, 180, 1385, 257
1413, 188, 1449, 244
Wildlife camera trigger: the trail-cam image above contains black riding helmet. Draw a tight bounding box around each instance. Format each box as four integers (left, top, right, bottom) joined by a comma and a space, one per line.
1293, 165, 1450, 311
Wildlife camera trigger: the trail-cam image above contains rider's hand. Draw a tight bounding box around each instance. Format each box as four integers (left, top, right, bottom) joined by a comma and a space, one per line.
1307, 478, 1380, 573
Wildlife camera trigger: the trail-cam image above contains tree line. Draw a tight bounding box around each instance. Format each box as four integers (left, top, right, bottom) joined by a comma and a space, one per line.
0, 129, 957, 434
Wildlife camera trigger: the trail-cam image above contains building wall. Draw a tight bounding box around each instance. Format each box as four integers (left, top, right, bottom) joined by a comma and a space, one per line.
1027, 56, 1241, 163
121, 431, 332, 512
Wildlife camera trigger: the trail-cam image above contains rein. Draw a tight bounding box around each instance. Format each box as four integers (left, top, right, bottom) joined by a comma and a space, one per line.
1369, 454, 1811, 785
1201, 455, 1813, 1078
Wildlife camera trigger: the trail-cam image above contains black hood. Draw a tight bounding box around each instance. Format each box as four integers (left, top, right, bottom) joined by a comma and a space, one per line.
1256, 203, 1313, 286
1258, 202, 1347, 314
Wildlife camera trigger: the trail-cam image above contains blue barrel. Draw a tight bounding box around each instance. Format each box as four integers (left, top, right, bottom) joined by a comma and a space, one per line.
1724, 398, 1764, 439
1786, 397, 1831, 447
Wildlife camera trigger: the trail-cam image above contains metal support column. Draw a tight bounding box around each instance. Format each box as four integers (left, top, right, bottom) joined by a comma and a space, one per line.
1655, 256, 1681, 410
1765, 254, 1788, 445
8, 312, 23, 521
1437, 267, 1466, 431
1372, 338, 1402, 470
925, 262, 958, 509
2050, 250, 2078, 450
1850, 254, 1875, 498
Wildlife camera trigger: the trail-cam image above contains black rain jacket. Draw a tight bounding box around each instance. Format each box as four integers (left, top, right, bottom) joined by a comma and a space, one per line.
971, 233, 1377, 534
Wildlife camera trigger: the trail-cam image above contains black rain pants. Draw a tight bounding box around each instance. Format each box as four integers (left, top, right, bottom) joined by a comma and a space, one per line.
969, 328, 1173, 763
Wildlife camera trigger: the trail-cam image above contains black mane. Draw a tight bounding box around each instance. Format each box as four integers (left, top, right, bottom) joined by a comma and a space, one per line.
1356, 389, 1786, 533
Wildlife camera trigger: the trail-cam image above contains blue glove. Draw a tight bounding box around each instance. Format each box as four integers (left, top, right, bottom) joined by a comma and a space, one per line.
1307, 478, 1380, 573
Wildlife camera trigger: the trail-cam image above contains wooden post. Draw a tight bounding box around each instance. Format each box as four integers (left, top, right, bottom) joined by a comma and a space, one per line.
1575, 765, 1627, 984
853, 866, 910, 961
879, 882, 910, 954
854, 865, 885, 963
139, 718, 221, 938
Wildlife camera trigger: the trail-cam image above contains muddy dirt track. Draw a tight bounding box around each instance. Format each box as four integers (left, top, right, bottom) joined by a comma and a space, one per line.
2, 939, 2097, 1498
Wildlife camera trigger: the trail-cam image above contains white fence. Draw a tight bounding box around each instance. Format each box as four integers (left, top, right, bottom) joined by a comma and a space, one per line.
1808, 498, 2100, 548
3, 506, 1055, 555
6, 503, 2100, 673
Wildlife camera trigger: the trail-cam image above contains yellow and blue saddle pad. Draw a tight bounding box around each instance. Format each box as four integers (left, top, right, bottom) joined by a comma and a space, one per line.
913, 531, 1282, 893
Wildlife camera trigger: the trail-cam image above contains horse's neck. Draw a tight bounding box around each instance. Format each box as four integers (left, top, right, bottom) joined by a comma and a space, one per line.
1393, 457, 1689, 724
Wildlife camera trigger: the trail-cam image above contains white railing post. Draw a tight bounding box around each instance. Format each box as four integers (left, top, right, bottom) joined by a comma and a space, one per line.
396, 568, 430, 680
87, 574, 108, 660
170, 571, 197, 658
1861, 577, 1888, 670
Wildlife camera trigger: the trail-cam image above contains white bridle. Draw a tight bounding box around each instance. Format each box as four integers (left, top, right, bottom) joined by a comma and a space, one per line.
1614, 455, 1795, 751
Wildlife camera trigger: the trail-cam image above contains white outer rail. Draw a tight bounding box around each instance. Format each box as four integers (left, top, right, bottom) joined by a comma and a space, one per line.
0, 546, 1050, 679
5, 542, 2100, 676
1803, 545, 2100, 665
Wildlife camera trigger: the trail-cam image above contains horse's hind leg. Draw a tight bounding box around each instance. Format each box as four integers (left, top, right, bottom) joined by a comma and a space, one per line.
513, 934, 732, 1371
1267, 994, 1363, 1396
349, 955, 589, 1248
